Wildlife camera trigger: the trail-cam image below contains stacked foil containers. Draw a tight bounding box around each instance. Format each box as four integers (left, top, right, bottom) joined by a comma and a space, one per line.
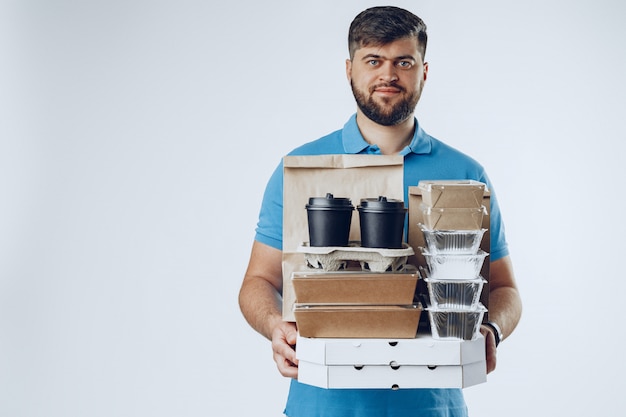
417, 181, 489, 341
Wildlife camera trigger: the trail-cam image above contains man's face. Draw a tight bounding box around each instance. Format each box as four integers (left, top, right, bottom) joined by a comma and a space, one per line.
346, 37, 428, 126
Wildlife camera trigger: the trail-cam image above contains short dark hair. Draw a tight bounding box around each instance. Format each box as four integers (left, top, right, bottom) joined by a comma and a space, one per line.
348, 6, 428, 61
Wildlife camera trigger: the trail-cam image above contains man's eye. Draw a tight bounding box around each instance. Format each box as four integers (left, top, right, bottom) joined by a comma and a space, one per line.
397, 61, 413, 68
368, 60, 379, 66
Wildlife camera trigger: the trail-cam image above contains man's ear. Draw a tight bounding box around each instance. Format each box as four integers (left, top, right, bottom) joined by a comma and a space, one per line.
345, 59, 352, 82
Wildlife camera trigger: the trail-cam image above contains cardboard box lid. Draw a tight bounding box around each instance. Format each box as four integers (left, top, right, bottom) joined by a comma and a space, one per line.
296, 332, 485, 366
297, 360, 487, 389
417, 180, 487, 208
292, 270, 419, 305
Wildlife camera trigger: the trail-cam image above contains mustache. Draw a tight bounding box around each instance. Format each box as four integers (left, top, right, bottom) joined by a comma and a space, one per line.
370, 82, 406, 93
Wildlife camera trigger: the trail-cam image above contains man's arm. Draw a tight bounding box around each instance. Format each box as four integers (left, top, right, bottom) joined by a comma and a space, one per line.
238, 241, 299, 378
480, 255, 522, 373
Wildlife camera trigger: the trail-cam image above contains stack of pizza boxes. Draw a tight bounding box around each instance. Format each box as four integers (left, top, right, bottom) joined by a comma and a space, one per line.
292, 181, 490, 389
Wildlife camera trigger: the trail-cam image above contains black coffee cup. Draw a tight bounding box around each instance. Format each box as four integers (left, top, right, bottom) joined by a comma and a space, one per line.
306, 193, 354, 247
358, 196, 407, 249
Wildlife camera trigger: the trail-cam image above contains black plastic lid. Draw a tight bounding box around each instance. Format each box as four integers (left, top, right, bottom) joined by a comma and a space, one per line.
358, 196, 406, 212
306, 193, 354, 209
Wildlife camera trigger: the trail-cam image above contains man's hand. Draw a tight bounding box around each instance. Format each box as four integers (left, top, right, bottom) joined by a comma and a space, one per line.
271, 321, 299, 378
478, 255, 523, 375
239, 242, 299, 378
480, 325, 497, 374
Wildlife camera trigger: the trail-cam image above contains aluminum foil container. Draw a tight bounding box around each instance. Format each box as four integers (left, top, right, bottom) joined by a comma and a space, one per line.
420, 248, 488, 280
420, 225, 487, 254
428, 304, 487, 341
424, 277, 486, 309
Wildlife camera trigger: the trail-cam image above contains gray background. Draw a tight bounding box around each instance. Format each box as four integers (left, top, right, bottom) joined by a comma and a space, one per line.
2, 0, 624, 415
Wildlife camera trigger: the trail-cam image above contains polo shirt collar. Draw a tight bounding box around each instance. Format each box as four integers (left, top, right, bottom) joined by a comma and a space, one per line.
342, 113, 432, 155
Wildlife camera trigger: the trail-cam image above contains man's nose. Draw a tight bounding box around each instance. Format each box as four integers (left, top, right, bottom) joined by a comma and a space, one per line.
378, 62, 398, 82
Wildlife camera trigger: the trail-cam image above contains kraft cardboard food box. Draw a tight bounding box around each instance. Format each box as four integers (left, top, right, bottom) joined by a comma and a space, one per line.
292, 271, 419, 305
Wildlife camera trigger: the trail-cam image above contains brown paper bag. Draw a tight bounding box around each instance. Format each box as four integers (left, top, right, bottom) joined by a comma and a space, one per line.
282, 154, 404, 321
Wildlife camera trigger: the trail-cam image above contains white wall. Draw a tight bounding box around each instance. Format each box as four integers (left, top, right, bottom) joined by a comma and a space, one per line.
1, 1, 624, 416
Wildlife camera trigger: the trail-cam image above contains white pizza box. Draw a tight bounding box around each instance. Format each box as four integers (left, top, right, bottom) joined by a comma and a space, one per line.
296, 332, 484, 366
297, 360, 487, 389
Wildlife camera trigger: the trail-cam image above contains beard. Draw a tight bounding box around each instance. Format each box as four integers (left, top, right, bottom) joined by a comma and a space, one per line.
351, 80, 421, 126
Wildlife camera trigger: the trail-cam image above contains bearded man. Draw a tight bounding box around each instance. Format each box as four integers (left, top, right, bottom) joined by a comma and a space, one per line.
239, 6, 522, 417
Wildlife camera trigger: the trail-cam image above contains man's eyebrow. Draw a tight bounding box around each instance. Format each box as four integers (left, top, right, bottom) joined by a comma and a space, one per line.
360, 53, 417, 61
361, 53, 382, 60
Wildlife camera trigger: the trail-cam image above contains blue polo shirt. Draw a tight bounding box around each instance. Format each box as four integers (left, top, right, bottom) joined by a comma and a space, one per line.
254, 114, 509, 417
